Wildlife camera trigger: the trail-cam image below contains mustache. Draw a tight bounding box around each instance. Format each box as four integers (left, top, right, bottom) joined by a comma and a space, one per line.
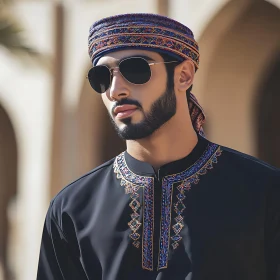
111, 99, 142, 114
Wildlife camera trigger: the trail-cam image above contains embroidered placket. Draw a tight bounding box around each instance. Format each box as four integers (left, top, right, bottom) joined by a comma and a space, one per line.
158, 178, 174, 269
142, 178, 154, 270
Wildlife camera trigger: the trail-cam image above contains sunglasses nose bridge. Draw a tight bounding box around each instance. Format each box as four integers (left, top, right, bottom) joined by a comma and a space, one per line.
110, 66, 125, 81
108, 67, 120, 82
110, 66, 119, 72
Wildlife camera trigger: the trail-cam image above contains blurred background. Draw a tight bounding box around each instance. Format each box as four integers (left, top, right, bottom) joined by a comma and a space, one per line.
0, 0, 280, 279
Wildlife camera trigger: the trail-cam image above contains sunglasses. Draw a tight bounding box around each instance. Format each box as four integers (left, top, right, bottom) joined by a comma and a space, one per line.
87, 56, 178, 94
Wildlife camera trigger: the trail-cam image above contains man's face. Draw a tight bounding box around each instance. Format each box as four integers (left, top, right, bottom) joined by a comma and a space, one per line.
96, 49, 177, 140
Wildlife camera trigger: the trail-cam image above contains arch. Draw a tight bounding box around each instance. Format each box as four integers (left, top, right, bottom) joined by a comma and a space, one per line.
195, 0, 280, 156
0, 104, 17, 280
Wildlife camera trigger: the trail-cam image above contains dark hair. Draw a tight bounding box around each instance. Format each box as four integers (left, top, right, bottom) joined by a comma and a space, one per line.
158, 53, 193, 99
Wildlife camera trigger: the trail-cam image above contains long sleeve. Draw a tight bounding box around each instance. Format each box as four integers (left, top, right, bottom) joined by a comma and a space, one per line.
37, 204, 88, 280
265, 177, 280, 280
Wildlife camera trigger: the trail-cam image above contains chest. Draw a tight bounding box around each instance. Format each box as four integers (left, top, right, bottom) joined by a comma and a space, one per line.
79, 176, 266, 272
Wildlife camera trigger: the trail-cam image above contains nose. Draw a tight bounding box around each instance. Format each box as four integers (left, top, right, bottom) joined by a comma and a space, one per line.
108, 69, 130, 101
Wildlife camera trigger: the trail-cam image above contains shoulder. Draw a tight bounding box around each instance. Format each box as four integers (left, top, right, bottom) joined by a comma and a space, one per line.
48, 157, 116, 221
218, 144, 280, 179
210, 142, 280, 203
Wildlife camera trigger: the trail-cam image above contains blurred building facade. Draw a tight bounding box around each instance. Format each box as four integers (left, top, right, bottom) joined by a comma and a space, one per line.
0, 0, 280, 279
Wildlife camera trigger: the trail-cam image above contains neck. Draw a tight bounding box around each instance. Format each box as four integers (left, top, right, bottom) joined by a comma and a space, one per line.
126, 111, 198, 170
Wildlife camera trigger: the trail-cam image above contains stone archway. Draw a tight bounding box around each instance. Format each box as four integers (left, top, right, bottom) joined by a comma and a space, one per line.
195, 0, 280, 157
0, 104, 17, 280
256, 53, 280, 168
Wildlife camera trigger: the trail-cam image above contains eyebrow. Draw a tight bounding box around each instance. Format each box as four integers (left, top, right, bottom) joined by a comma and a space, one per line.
97, 55, 156, 67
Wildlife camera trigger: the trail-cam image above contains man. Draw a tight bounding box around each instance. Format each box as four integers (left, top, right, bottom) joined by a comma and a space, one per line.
37, 13, 280, 280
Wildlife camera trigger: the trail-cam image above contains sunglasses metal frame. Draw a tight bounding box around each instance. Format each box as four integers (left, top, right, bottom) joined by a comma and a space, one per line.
87, 56, 179, 93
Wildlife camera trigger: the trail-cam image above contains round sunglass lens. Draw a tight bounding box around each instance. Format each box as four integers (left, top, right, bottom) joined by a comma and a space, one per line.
120, 58, 151, 84
88, 66, 111, 93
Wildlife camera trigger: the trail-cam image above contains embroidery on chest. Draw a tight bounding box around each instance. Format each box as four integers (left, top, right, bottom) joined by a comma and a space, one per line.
114, 144, 222, 270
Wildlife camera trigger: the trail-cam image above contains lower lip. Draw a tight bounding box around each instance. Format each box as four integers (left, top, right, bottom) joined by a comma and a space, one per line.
116, 109, 137, 119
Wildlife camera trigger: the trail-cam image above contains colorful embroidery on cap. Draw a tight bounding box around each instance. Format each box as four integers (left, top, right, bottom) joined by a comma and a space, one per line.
88, 13, 200, 68
89, 32, 199, 68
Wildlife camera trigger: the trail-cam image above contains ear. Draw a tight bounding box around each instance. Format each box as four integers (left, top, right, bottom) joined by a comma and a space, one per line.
174, 60, 195, 92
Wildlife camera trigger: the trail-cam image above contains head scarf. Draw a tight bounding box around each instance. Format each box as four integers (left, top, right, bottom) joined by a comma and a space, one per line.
88, 13, 205, 136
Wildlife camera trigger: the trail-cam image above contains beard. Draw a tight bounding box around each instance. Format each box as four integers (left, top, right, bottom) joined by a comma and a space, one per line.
109, 87, 177, 140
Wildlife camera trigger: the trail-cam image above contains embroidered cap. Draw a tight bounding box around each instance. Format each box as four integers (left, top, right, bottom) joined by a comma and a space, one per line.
88, 13, 205, 136
88, 13, 199, 68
